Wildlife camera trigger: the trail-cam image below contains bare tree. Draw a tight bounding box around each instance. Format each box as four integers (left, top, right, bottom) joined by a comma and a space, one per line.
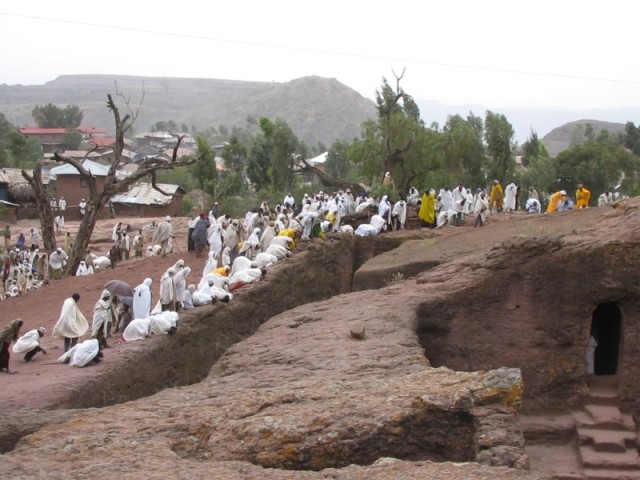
23, 93, 200, 275
291, 156, 369, 194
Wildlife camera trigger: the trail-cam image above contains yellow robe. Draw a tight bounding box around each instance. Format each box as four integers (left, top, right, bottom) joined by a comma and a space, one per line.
278, 228, 298, 249
546, 191, 564, 213
490, 184, 504, 211
418, 193, 435, 224
576, 187, 591, 208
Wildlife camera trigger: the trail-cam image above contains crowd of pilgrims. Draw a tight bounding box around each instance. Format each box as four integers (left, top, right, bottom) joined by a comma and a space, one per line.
0, 181, 624, 370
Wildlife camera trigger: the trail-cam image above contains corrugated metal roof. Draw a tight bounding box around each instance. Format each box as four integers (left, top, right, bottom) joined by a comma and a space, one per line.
49, 159, 111, 177
111, 183, 182, 206
0, 168, 50, 185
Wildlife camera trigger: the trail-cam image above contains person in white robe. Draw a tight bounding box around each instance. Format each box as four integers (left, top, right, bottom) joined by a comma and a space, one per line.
91, 289, 115, 348
239, 227, 261, 259
221, 246, 231, 268
58, 338, 101, 367
407, 187, 420, 206
254, 252, 278, 268
354, 214, 387, 237
585, 332, 597, 375
149, 311, 178, 335
464, 189, 475, 215
525, 197, 541, 214
174, 266, 191, 310
182, 284, 196, 310
503, 183, 517, 212
159, 268, 178, 311
12, 327, 47, 361
52, 293, 88, 352
199, 279, 232, 302
260, 222, 277, 253
269, 235, 294, 250
229, 267, 264, 290
207, 222, 223, 261
473, 191, 489, 227
264, 244, 291, 260
132, 278, 153, 319
441, 188, 453, 211
230, 256, 254, 277
391, 199, 407, 230
224, 220, 242, 251
75, 260, 93, 276
122, 317, 152, 342
378, 195, 391, 226
152, 216, 173, 257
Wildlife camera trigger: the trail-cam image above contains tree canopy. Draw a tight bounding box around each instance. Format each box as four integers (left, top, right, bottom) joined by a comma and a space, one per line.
32, 103, 83, 128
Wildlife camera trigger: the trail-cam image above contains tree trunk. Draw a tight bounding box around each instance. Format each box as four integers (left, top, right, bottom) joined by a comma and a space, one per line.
293, 158, 370, 194
64, 196, 108, 276
21, 165, 56, 251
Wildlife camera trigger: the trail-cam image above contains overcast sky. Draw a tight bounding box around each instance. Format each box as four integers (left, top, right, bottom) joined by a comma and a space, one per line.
1, 0, 638, 111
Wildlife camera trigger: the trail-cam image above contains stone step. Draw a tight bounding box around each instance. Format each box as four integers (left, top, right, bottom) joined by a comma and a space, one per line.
578, 428, 637, 452
588, 374, 619, 390
576, 405, 634, 430
582, 467, 640, 479
519, 413, 576, 444
588, 384, 620, 406
580, 445, 640, 470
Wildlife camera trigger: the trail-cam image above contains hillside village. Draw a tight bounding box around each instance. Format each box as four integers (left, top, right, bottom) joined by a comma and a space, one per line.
0, 126, 205, 218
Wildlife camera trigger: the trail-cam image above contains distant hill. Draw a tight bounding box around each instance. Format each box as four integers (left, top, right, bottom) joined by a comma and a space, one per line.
0, 75, 377, 148
540, 119, 627, 157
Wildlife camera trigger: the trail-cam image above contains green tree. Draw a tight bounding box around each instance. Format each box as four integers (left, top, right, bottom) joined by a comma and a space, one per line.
218, 136, 248, 197
484, 111, 515, 182
258, 117, 301, 191
32, 103, 83, 128
441, 113, 486, 187
62, 130, 82, 150
191, 136, 218, 195
554, 143, 639, 195
623, 122, 640, 155
521, 130, 549, 167
246, 134, 272, 191
8, 130, 41, 167
325, 140, 351, 178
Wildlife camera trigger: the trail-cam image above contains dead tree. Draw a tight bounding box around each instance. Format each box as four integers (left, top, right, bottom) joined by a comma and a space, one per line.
291, 157, 370, 195
23, 93, 200, 275
21, 165, 57, 251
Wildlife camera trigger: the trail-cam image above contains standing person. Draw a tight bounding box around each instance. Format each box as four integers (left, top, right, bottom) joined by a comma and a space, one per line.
78, 198, 87, 218
211, 201, 220, 218
52, 293, 88, 352
152, 216, 173, 257
473, 191, 489, 227
58, 196, 67, 212
489, 180, 504, 214
49, 197, 57, 212
418, 190, 436, 227
54, 214, 65, 234
528, 186, 539, 201
29, 228, 40, 249
2, 225, 10, 250
92, 290, 114, 348
503, 182, 517, 212
12, 326, 47, 362
0, 318, 23, 373
576, 184, 591, 209
132, 278, 153, 319
159, 268, 178, 311
133, 229, 144, 258
64, 232, 73, 255
187, 214, 199, 253
192, 213, 210, 258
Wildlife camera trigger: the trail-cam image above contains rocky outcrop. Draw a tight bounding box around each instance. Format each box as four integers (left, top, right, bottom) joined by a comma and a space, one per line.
4, 200, 640, 479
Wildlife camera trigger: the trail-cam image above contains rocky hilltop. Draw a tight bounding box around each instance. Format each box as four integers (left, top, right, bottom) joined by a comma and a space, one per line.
2, 201, 640, 479
0, 75, 376, 147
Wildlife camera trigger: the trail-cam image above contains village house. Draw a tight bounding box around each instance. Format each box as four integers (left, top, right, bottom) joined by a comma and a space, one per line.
110, 182, 185, 217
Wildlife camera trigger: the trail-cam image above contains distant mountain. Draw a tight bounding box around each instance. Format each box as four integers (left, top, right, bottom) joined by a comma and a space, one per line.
540, 120, 627, 157
0, 75, 377, 148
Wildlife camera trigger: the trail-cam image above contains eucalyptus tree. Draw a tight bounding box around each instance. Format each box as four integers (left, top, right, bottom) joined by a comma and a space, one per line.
484, 111, 516, 182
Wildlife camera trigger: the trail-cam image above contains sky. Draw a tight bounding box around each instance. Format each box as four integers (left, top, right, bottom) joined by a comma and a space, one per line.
0, 0, 639, 112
